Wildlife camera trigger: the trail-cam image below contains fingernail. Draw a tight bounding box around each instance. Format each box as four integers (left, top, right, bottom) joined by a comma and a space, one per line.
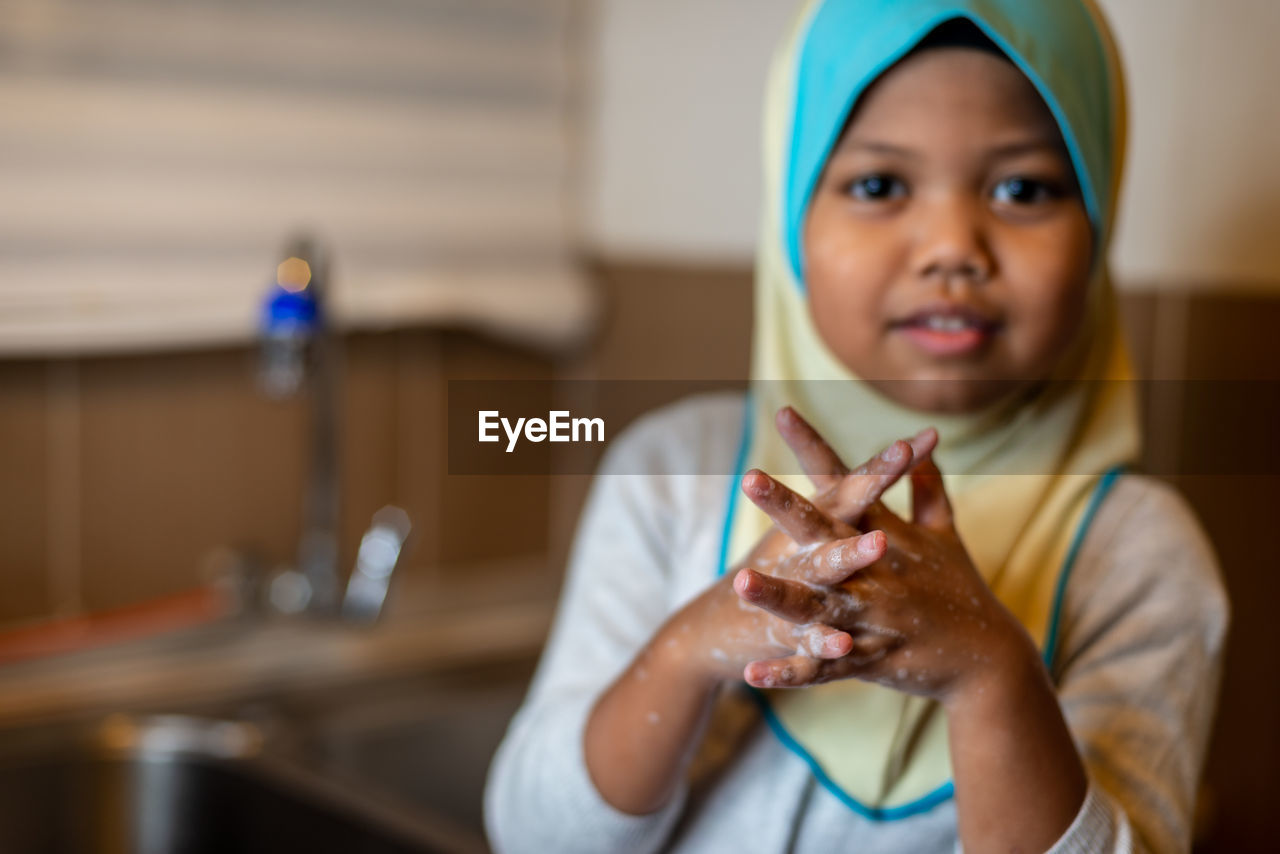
857, 531, 884, 557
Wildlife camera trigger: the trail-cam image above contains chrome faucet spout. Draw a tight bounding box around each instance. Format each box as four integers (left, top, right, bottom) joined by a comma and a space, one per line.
258, 235, 341, 615
250, 235, 409, 623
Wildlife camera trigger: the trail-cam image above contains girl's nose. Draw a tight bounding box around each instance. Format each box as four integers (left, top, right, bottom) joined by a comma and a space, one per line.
911, 196, 994, 287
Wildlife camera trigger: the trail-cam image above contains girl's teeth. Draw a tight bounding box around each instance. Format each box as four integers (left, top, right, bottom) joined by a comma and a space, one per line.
924, 315, 970, 332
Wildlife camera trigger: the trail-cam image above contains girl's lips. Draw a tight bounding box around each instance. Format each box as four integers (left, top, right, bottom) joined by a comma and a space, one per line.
891, 305, 1002, 358
899, 324, 994, 357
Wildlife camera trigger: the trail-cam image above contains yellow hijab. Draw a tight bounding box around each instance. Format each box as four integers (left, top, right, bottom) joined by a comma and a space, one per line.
718, 0, 1139, 818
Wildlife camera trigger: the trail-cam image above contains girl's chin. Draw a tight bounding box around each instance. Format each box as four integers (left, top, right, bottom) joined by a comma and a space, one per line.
864, 374, 1034, 414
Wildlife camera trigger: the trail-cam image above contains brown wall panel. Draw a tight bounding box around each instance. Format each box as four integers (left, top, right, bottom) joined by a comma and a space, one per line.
0, 362, 51, 623
386, 330, 445, 578
435, 331, 556, 568
1164, 293, 1280, 852
338, 334, 401, 575
585, 262, 753, 381
1183, 293, 1280, 380
77, 349, 306, 612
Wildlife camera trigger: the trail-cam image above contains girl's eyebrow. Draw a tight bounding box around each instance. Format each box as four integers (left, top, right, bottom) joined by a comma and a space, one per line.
837, 139, 921, 159
984, 139, 1065, 159
834, 137, 1064, 160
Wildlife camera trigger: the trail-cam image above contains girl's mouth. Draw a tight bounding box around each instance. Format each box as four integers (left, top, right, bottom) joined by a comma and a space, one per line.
891, 306, 1001, 358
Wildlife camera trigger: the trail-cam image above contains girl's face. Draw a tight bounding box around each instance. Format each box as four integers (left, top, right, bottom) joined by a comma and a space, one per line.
803, 46, 1094, 413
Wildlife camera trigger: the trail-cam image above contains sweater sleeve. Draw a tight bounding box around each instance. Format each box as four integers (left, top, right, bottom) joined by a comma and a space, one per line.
483, 415, 699, 854
1043, 476, 1230, 854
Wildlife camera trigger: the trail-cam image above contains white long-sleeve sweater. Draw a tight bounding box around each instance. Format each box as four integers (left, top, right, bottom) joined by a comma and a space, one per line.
485, 392, 1229, 854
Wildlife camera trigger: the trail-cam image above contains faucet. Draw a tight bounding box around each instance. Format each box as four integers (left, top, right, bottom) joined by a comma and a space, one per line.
254, 235, 410, 623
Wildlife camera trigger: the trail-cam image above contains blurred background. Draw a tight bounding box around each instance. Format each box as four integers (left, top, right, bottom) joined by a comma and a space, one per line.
0, 0, 1276, 851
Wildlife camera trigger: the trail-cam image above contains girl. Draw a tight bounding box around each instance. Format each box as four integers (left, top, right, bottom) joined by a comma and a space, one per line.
486, 1, 1228, 852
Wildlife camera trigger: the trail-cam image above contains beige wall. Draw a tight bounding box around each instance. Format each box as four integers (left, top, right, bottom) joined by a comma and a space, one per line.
582, 0, 1280, 289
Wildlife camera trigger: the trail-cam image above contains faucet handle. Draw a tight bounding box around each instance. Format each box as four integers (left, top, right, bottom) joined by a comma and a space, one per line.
341, 506, 412, 623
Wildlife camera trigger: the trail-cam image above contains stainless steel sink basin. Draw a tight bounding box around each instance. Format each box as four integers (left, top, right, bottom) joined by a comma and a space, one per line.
292, 666, 533, 836
0, 715, 486, 854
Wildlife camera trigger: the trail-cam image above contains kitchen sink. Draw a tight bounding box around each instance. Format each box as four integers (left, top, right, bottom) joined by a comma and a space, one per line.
290, 663, 534, 837
0, 715, 487, 854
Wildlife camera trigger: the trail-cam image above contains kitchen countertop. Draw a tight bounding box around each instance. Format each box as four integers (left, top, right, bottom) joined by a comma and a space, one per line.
0, 557, 558, 730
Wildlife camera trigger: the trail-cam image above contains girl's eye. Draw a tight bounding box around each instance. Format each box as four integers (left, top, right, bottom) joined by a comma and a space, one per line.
991, 177, 1061, 205
847, 173, 906, 202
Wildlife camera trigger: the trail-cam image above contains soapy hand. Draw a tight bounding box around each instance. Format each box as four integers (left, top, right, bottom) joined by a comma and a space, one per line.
728, 408, 1028, 706
673, 408, 937, 681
